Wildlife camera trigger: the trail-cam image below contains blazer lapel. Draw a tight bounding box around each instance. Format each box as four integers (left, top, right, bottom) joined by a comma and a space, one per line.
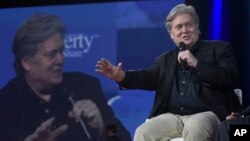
163, 50, 177, 91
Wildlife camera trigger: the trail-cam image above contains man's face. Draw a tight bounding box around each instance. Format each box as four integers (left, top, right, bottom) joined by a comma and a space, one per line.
170, 13, 200, 48
24, 33, 64, 87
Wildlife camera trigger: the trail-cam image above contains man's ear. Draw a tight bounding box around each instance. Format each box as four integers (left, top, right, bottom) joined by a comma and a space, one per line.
21, 58, 32, 72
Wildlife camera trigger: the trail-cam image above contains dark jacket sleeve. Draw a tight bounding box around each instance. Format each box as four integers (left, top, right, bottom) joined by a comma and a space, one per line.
194, 41, 242, 119
118, 53, 166, 91
195, 41, 240, 88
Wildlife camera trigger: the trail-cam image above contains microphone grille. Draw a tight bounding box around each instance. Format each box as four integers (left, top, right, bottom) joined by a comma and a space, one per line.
179, 42, 186, 51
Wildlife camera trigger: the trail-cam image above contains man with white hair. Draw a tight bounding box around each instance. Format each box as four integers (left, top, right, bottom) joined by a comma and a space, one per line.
96, 4, 241, 141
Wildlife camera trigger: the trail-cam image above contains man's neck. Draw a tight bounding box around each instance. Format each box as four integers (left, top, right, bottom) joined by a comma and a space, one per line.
24, 77, 53, 102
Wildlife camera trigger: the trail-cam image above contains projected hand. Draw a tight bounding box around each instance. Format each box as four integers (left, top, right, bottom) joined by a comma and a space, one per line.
24, 117, 68, 141
68, 99, 104, 135
95, 58, 125, 82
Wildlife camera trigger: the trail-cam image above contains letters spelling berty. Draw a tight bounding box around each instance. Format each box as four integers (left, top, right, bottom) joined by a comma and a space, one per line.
65, 34, 100, 53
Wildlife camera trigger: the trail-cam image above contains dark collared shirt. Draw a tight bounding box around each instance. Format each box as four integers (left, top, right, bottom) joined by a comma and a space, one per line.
166, 41, 207, 115
0, 76, 96, 141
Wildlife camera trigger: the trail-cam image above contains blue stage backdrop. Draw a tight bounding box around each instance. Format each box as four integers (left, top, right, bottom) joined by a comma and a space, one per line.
0, 0, 184, 138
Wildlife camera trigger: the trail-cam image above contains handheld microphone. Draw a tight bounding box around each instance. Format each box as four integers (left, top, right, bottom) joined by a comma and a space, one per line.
178, 42, 186, 70
68, 92, 92, 140
179, 42, 186, 52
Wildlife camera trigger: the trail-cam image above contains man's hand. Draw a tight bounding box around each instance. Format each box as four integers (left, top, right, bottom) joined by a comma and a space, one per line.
226, 112, 240, 120
95, 58, 125, 82
68, 100, 104, 135
178, 50, 198, 68
24, 117, 68, 141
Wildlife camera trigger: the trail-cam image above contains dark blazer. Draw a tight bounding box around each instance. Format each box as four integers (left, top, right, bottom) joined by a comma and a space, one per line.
120, 40, 242, 120
0, 72, 131, 141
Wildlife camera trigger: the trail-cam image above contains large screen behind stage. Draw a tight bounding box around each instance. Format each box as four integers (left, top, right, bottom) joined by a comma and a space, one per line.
0, 0, 184, 137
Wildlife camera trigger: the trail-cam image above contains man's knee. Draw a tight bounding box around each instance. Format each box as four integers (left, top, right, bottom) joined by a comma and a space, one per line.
187, 112, 219, 129
134, 123, 151, 137
183, 112, 220, 141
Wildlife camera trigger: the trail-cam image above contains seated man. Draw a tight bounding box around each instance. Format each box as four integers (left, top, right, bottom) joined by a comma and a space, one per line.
96, 4, 242, 141
215, 106, 250, 141
0, 13, 131, 141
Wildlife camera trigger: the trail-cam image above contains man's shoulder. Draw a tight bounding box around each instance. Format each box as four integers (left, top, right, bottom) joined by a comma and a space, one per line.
0, 77, 21, 103
200, 39, 231, 47
156, 48, 176, 60
0, 77, 20, 94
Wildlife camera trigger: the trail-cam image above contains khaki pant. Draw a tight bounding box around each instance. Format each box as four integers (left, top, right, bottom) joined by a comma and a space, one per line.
134, 111, 220, 141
